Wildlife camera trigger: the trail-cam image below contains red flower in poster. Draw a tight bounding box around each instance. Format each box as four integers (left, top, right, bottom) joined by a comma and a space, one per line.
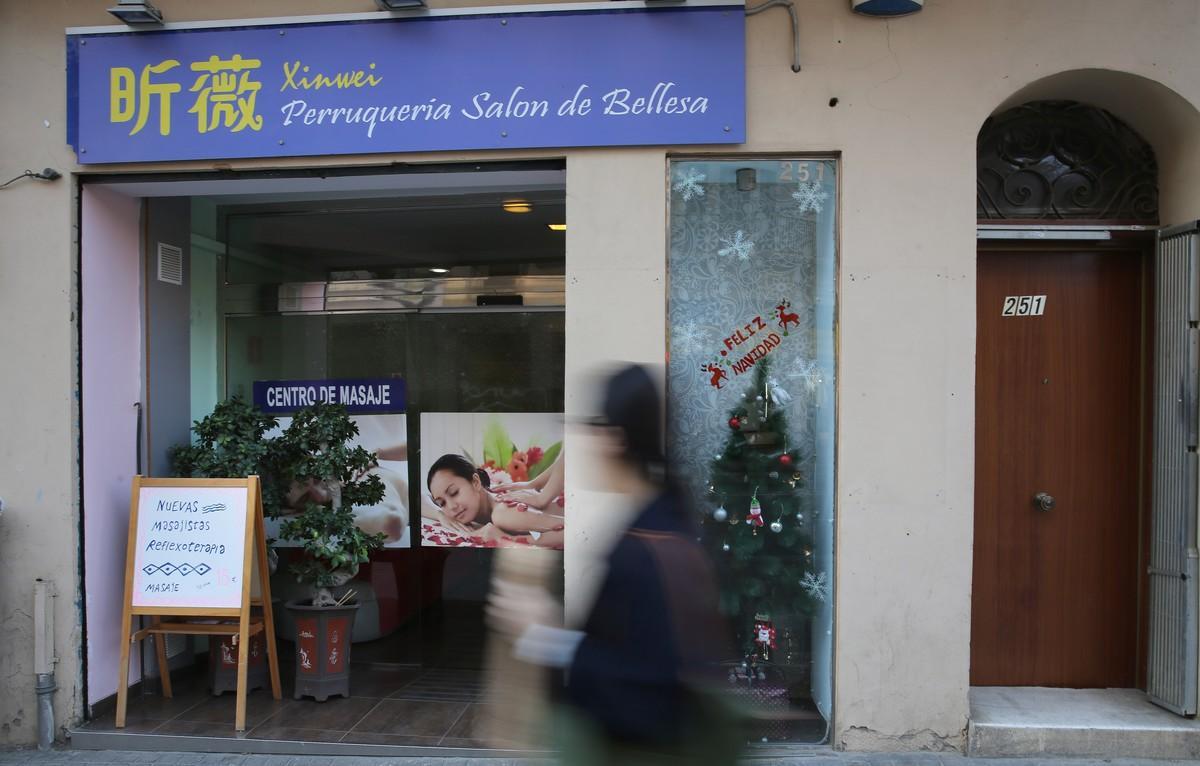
506, 451, 530, 482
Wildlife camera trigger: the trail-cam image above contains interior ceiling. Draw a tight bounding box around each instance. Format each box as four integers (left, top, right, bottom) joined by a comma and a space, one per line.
221, 190, 565, 270
95, 166, 568, 273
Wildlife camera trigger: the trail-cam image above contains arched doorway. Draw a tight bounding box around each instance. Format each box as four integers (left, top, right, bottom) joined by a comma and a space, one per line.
971, 100, 1157, 688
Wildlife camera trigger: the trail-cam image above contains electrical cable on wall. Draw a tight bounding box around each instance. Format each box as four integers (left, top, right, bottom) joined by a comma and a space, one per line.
746, 0, 803, 72
0, 168, 62, 189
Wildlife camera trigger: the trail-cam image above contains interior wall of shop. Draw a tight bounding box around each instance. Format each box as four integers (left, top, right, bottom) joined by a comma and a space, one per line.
144, 198, 193, 478
2, 0, 1200, 750
189, 199, 222, 427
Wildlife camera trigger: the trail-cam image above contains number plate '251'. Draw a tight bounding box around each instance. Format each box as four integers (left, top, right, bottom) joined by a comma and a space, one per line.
1001, 295, 1046, 316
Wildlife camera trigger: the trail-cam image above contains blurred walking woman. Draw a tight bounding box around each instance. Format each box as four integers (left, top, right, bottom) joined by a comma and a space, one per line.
490, 365, 740, 765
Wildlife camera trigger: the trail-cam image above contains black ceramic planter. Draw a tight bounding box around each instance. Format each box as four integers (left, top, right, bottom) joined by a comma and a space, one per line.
207, 630, 268, 696
285, 601, 359, 701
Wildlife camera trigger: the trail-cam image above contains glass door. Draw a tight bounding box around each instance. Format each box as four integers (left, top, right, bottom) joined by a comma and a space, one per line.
667, 158, 837, 743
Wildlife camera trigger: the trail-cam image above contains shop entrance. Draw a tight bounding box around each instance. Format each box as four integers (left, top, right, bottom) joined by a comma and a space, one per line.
77, 163, 566, 752
971, 245, 1147, 687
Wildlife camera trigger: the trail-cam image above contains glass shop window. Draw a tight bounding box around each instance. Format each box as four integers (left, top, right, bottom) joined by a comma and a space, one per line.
182, 170, 565, 676
667, 158, 837, 744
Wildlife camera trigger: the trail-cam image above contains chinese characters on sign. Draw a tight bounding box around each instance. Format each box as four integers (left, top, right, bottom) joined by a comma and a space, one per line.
110, 60, 180, 136
111, 54, 263, 136
189, 54, 263, 134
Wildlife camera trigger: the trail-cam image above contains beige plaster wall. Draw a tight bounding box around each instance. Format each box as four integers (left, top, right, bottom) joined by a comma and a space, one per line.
0, 0, 88, 745
1, 0, 1199, 750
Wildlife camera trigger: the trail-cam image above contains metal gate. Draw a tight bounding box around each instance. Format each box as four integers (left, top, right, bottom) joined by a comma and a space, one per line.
1148, 221, 1200, 715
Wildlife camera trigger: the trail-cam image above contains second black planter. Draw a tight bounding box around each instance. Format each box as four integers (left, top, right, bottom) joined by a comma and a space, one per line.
285, 601, 359, 701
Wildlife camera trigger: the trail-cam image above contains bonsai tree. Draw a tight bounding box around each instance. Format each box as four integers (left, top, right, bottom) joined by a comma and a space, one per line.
171, 396, 288, 519
275, 402, 386, 607
173, 398, 387, 607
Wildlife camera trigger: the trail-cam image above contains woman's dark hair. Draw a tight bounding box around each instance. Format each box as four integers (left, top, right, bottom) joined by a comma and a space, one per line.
426, 453, 490, 491
599, 364, 666, 481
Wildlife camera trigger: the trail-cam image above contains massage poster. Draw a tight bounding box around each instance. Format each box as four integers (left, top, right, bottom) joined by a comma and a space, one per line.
420, 413, 564, 549
266, 413, 411, 549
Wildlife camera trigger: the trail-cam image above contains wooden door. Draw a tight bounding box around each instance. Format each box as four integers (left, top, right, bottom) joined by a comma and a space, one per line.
972, 248, 1145, 687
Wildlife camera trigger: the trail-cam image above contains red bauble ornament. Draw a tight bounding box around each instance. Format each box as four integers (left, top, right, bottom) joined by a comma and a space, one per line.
729, 417, 741, 430
779, 454, 793, 467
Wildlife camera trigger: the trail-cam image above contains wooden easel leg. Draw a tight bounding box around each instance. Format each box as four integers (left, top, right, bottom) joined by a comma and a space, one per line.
117, 477, 141, 730
235, 613, 251, 731
255, 511, 282, 700
150, 616, 173, 698
115, 619, 132, 728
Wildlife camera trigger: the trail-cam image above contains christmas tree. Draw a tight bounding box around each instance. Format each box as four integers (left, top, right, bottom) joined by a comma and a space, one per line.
702, 356, 818, 665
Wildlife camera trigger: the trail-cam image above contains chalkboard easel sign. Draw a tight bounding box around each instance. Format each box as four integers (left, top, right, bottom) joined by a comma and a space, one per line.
116, 476, 281, 731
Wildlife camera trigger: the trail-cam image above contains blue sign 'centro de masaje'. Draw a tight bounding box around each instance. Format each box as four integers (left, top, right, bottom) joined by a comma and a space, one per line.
252, 378, 406, 415
66, 5, 746, 164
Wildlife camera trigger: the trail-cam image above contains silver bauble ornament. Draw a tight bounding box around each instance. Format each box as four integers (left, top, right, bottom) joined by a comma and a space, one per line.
713, 505, 728, 522
770, 521, 783, 533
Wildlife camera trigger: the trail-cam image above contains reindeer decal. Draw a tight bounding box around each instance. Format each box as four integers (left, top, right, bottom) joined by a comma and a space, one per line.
702, 362, 729, 390
775, 300, 800, 334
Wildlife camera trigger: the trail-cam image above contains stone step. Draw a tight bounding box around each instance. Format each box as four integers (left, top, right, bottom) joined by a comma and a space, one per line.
969, 687, 1200, 760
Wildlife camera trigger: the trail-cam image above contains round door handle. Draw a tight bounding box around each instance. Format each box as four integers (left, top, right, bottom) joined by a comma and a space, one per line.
1034, 492, 1055, 512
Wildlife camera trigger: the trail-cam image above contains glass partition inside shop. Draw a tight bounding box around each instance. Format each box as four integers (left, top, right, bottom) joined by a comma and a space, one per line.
224, 310, 565, 670
132, 168, 566, 729
667, 158, 837, 744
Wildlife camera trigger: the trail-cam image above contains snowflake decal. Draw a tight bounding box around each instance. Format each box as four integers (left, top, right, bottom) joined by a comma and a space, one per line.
792, 182, 829, 214
672, 168, 707, 201
786, 358, 823, 393
717, 230, 755, 261
672, 320, 707, 353
800, 570, 829, 603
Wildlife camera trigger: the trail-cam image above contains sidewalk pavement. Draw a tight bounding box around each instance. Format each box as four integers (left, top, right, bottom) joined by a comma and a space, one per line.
2, 750, 1200, 766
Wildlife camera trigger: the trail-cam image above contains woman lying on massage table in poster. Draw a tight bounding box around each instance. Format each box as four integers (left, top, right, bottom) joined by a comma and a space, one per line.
423, 453, 565, 549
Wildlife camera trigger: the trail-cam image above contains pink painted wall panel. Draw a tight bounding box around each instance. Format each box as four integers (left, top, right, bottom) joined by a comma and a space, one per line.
81, 186, 143, 705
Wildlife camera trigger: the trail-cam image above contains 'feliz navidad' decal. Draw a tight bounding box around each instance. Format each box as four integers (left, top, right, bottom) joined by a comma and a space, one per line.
701, 299, 801, 390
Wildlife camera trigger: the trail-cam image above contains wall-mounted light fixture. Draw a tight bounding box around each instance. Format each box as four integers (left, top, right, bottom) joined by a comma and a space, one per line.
547, 224, 567, 232
852, 0, 923, 17
502, 199, 533, 214
0, 168, 62, 190
375, 0, 427, 10
106, 0, 164, 25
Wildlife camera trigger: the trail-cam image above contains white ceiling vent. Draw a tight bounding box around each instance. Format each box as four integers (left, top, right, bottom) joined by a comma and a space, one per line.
156, 242, 183, 286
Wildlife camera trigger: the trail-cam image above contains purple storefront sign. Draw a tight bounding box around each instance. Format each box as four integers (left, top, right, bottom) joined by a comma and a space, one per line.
66, 6, 745, 164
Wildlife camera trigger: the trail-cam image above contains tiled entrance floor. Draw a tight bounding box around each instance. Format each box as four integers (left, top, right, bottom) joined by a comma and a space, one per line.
80, 665, 496, 748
